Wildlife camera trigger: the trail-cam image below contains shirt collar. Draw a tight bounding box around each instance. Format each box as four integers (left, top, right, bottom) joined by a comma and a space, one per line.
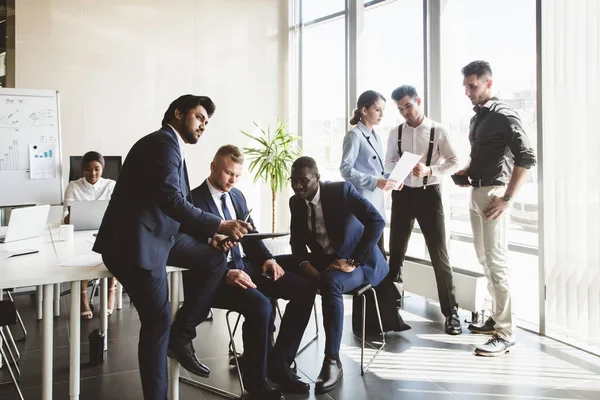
206, 178, 225, 198
168, 124, 186, 160
81, 177, 101, 190
306, 184, 321, 207
473, 97, 498, 112
404, 116, 432, 131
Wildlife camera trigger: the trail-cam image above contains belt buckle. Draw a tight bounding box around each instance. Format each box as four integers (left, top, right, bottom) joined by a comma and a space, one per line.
473, 180, 482, 187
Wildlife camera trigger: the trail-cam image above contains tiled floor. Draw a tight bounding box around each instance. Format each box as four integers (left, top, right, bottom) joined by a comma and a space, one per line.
1, 290, 600, 399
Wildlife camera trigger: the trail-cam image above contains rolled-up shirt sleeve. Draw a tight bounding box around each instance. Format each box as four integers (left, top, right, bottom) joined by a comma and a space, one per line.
504, 114, 536, 169
430, 125, 459, 177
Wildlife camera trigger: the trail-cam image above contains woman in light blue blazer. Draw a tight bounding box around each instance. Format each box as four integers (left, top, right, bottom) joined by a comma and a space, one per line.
340, 90, 396, 249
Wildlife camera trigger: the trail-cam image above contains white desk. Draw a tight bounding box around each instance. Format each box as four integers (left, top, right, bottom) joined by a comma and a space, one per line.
0, 230, 184, 400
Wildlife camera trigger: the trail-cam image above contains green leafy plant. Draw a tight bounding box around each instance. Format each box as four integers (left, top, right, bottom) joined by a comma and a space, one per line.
242, 120, 300, 233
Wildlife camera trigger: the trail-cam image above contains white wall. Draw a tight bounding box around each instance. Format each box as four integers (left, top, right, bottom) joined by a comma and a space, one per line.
14, 0, 290, 232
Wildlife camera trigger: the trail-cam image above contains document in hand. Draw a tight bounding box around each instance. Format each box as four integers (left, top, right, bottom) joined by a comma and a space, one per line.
388, 151, 423, 184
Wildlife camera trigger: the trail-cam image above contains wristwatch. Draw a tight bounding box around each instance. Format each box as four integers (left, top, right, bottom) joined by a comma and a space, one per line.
502, 194, 511, 202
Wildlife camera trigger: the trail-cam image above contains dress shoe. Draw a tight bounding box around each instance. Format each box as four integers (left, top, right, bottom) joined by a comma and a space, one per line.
474, 334, 515, 356
315, 357, 343, 394
246, 378, 284, 400
468, 317, 495, 334
269, 361, 309, 393
445, 308, 463, 335
167, 340, 210, 378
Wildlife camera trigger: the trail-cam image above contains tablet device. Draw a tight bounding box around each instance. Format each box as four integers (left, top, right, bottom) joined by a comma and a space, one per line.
451, 174, 470, 186
241, 232, 289, 241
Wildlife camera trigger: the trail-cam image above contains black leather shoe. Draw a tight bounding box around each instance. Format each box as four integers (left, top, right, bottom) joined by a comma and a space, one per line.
445, 308, 463, 335
269, 362, 309, 393
246, 378, 284, 400
315, 357, 343, 394
167, 340, 210, 378
468, 317, 495, 334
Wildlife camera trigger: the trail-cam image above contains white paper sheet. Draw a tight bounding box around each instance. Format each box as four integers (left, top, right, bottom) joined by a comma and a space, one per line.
388, 151, 423, 184
29, 143, 57, 179
57, 254, 103, 268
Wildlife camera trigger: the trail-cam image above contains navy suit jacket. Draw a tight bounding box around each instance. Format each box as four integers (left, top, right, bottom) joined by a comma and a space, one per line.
289, 181, 388, 286
190, 180, 273, 268
93, 126, 223, 270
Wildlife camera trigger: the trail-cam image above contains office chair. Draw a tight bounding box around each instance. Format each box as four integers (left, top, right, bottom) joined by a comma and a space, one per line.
350, 283, 386, 375
0, 299, 24, 400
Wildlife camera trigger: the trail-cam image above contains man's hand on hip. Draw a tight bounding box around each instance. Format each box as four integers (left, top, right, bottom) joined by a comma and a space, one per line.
484, 195, 510, 220
217, 220, 252, 241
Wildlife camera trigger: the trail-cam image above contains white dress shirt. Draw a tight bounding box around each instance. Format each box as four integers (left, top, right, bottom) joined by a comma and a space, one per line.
306, 185, 335, 255
206, 179, 245, 260
63, 177, 116, 218
384, 117, 459, 188
168, 124, 186, 161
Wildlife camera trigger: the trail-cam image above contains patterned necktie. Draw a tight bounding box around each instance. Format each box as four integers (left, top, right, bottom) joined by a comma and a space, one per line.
220, 193, 244, 270
308, 202, 324, 253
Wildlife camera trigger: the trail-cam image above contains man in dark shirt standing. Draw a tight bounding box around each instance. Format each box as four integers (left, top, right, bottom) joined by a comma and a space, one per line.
454, 61, 536, 356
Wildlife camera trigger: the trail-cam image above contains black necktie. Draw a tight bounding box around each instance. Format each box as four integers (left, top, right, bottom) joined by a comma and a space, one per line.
308, 202, 324, 254
220, 193, 244, 270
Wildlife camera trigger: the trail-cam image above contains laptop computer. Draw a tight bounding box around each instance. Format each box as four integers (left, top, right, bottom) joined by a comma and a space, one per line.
0, 205, 51, 243
69, 200, 109, 231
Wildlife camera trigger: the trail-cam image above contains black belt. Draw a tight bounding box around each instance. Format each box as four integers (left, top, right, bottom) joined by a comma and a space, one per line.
470, 179, 505, 187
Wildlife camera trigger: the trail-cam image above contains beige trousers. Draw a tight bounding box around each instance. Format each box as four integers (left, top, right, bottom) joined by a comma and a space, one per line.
470, 186, 514, 341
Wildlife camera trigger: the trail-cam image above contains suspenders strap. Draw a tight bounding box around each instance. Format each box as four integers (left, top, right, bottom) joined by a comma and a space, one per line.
423, 126, 435, 187
397, 123, 404, 156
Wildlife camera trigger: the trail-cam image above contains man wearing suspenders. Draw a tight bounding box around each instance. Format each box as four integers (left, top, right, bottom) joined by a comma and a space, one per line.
384, 85, 462, 335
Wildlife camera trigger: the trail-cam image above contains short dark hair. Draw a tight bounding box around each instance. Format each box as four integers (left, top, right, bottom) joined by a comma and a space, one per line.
350, 90, 386, 125
391, 85, 419, 102
214, 144, 244, 164
292, 156, 318, 174
461, 60, 493, 79
80, 151, 104, 171
161, 94, 216, 127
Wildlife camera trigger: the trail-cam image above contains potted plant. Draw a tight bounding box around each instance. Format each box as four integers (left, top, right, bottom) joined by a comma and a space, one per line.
242, 120, 300, 233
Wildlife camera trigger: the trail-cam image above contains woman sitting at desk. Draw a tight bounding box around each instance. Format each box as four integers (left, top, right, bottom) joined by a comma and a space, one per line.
63, 151, 116, 320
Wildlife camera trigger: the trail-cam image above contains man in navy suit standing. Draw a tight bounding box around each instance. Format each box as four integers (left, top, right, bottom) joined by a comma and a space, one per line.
190, 145, 316, 399
288, 156, 389, 394
93, 95, 252, 400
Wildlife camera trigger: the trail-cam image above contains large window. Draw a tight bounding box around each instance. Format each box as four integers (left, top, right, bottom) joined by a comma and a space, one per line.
358, 0, 424, 252
440, 0, 539, 329
300, 15, 346, 181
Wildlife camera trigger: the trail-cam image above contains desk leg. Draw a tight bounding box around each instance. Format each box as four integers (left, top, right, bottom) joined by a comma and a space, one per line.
42, 284, 54, 400
54, 283, 61, 317
37, 285, 43, 320
69, 281, 81, 400
116, 281, 123, 310
100, 278, 108, 351
169, 271, 181, 400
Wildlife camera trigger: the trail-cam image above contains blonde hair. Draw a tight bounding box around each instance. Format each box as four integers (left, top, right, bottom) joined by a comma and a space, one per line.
214, 144, 244, 164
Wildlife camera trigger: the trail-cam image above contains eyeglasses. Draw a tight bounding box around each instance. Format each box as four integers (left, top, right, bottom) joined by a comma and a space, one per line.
288, 176, 314, 185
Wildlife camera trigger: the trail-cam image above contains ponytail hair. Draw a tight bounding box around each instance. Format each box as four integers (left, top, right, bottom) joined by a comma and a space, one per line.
349, 108, 361, 125
349, 90, 386, 125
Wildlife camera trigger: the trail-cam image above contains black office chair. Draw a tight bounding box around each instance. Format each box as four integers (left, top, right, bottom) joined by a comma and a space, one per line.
0, 300, 24, 400
68, 155, 122, 182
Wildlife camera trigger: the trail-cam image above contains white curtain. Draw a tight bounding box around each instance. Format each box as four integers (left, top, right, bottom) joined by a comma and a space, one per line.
542, 0, 600, 352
